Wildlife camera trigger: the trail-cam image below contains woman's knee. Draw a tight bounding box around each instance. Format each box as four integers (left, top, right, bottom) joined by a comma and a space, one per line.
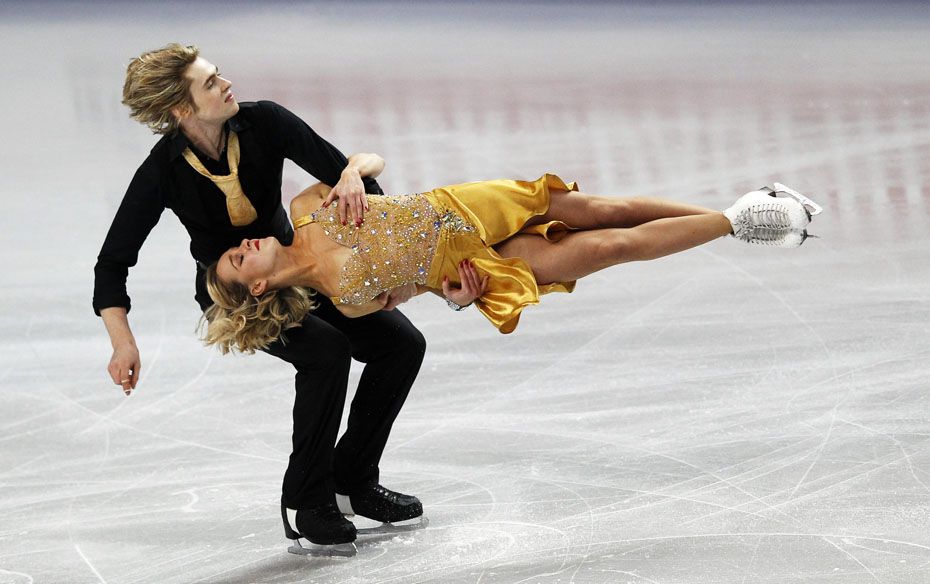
592, 196, 633, 226
595, 231, 642, 264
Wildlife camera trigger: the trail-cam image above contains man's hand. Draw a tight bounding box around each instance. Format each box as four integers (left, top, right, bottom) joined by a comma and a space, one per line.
383, 283, 417, 311
100, 307, 141, 396
442, 260, 488, 307
323, 167, 368, 227
108, 342, 141, 396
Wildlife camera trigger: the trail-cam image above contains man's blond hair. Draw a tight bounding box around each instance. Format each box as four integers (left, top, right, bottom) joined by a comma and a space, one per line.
122, 43, 200, 135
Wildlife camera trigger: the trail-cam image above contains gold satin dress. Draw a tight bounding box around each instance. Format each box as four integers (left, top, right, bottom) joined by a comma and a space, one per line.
293, 173, 578, 333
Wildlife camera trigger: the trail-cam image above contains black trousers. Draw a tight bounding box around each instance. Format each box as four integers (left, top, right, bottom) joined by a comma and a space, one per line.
260, 294, 426, 509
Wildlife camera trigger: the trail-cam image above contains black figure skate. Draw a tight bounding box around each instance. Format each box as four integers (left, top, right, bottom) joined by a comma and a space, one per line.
282, 499, 358, 557
336, 483, 429, 536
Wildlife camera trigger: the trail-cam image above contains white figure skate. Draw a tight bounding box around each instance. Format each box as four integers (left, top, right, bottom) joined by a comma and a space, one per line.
773, 182, 823, 217
724, 183, 821, 247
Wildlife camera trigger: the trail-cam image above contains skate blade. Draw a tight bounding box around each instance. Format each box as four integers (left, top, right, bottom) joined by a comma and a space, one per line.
356, 516, 429, 536
287, 538, 357, 558
773, 182, 823, 216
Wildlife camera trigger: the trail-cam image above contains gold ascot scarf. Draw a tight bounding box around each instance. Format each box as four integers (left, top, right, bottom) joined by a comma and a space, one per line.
182, 131, 258, 226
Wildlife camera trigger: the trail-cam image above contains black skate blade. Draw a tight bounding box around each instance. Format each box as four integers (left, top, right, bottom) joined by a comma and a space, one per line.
287, 538, 357, 558
356, 516, 429, 536
801, 231, 820, 244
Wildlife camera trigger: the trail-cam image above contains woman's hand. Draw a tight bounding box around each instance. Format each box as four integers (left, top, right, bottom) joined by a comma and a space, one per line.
442, 260, 488, 307
323, 167, 368, 227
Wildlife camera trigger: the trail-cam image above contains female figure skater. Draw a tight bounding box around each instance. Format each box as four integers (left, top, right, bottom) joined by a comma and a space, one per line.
202, 154, 820, 353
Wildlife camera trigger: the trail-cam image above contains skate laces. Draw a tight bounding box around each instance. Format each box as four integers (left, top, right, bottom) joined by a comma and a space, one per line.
747, 203, 791, 229
743, 226, 810, 246
732, 202, 803, 245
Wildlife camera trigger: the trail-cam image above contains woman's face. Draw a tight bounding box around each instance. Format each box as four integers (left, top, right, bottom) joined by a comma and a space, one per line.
216, 237, 281, 296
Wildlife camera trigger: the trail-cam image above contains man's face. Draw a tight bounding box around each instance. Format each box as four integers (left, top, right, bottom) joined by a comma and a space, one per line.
184, 56, 239, 124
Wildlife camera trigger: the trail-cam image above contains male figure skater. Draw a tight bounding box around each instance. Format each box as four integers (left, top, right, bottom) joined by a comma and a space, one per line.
93, 43, 426, 557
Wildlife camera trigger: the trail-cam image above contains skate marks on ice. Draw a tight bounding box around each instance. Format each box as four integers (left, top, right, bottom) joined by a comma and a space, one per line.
5, 1, 930, 582
397, 262, 930, 582
267, 467, 930, 583
388, 237, 929, 582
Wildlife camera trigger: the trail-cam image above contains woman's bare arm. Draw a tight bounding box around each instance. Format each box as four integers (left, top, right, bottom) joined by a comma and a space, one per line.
346, 153, 385, 178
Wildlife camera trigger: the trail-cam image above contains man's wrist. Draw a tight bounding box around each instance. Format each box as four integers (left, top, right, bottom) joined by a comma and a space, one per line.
111, 335, 138, 350
100, 307, 136, 347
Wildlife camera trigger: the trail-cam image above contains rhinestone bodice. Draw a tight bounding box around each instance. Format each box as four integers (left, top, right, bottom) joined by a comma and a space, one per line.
297, 194, 473, 305
289, 173, 577, 333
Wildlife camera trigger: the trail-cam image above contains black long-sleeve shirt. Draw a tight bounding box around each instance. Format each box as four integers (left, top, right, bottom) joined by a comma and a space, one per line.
93, 100, 382, 315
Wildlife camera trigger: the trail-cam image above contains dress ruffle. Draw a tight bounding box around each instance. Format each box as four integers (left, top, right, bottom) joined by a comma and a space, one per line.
425, 173, 578, 333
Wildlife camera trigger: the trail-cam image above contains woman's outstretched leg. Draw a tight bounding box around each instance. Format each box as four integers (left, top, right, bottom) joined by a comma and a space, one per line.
496, 212, 732, 284
526, 189, 718, 231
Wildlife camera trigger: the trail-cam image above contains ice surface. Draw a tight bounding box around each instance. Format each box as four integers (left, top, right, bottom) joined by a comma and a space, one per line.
2, 1, 930, 582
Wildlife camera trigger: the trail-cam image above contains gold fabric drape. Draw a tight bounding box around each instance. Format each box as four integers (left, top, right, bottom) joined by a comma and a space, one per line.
425, 173, 578, 333
182, 131, 258, 227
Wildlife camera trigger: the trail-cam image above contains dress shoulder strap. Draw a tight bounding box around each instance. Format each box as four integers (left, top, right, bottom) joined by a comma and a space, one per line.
293, 214, 316, 229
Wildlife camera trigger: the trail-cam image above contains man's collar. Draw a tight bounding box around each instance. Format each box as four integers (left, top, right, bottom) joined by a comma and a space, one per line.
229, 113, 249, 133
166, 113, 251, 161
166, 130, 192, 161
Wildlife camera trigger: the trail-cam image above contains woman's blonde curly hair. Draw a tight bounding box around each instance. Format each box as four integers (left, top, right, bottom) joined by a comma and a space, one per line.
200, 262, 316, 354
122, 43, 200, 135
